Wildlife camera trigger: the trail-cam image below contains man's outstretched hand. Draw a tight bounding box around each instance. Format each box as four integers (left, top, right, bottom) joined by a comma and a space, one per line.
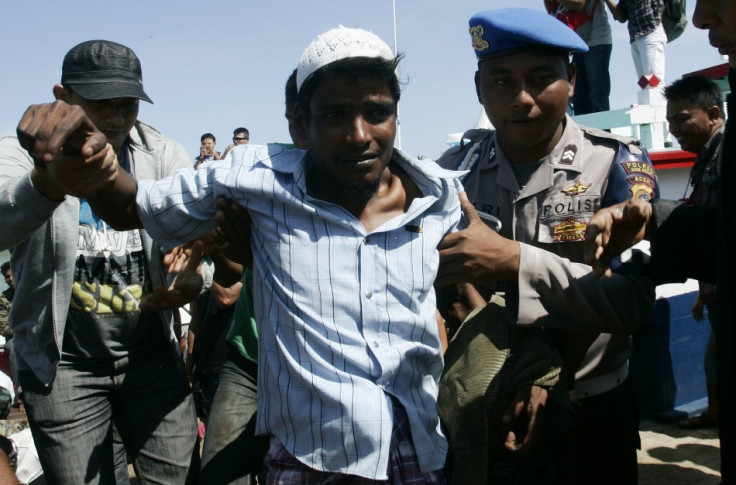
583, 198, 652, 278
142, 241, 205, 311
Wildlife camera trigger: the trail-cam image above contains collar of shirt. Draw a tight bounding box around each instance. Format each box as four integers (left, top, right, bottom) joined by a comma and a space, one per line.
482, 115, 585, 195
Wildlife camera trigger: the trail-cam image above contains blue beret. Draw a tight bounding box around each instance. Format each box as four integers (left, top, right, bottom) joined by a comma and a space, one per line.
469, 8, 588, 60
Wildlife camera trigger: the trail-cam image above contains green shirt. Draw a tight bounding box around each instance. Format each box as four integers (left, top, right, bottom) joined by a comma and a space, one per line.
226, 268, 258, 363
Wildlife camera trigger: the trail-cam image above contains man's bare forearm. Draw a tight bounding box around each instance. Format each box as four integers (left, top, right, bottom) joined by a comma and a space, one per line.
87, 167, 142, 230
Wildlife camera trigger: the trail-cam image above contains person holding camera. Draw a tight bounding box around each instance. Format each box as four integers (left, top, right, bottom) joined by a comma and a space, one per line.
194, 132, 221, 168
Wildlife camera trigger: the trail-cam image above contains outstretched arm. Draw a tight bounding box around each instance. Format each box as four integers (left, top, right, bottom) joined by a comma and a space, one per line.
15, 99, 141, 229
583, 198, 652, 278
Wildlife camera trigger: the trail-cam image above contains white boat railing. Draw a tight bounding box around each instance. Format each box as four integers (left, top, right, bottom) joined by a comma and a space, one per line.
574, 103, 670, 151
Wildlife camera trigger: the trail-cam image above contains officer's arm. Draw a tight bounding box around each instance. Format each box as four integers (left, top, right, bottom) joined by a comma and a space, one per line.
508, 243, 655, 334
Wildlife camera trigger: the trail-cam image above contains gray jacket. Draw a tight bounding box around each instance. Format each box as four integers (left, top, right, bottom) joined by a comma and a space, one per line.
0, 121, 211, 386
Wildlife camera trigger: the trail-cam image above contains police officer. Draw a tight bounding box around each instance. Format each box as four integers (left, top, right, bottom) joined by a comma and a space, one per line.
436, 8, 659, 485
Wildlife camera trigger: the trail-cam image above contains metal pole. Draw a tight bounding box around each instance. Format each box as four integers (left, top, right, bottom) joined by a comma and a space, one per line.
393, 0, 402, 150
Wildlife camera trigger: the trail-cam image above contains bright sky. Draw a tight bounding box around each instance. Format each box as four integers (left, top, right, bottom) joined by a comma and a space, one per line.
0, 0, 725, 162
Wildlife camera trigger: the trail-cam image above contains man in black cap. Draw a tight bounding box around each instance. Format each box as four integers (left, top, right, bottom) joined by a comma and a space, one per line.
0, 40, 205, 484
436, 8, 658, 484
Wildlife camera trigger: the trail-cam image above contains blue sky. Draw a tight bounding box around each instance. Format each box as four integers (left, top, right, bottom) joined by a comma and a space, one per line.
0, 0, 725, 163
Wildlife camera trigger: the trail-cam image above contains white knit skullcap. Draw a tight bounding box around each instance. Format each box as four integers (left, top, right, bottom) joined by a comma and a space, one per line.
296, 26, 395, 92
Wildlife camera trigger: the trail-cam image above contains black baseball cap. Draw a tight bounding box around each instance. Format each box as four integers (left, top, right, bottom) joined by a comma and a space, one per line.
61, 40, 153, 103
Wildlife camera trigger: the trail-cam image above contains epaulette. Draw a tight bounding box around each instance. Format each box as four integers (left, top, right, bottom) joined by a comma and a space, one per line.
578, 124, 645, 155
437, 128, 496, 184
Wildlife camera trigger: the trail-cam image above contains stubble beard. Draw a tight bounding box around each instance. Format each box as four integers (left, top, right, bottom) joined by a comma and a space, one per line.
340, 175, 382, 203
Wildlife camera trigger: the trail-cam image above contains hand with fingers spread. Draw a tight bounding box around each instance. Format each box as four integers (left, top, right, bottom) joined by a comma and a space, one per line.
162, 242, 200, 274
437, 192, 520, 287
142, 241, 205, 311
583, 198, 652, 278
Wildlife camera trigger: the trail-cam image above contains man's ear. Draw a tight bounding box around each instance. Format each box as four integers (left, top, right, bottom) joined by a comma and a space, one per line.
292, 103, 309, 145
474, 71, 483, 105
707, 105, 722, 123
567, 62, 577, 98
53, 83, 69, 102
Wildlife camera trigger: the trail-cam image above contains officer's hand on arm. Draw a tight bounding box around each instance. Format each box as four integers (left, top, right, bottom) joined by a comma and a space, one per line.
583, 198, 652, 278
437, 192, 520, 287
142, 241, 204, 311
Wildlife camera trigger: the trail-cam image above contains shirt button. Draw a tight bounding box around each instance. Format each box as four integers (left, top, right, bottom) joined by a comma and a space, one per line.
365, 291, 373, 299
373, 341, 380, 348
364, 237, 370, 244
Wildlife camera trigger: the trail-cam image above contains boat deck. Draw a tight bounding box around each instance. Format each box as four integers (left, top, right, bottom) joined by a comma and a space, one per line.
639, 417, 721, 484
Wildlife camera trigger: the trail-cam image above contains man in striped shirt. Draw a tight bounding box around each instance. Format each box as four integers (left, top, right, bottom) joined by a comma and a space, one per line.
23, 27, 466, 483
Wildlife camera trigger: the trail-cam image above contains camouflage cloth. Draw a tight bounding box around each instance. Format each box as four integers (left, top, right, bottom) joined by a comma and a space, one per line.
0, 293, 12, 338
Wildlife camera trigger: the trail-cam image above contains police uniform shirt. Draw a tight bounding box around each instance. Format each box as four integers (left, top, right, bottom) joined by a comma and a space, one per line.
438, 115, 658, 391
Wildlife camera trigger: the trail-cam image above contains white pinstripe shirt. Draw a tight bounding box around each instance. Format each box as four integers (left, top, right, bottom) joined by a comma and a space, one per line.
137, 144, 463, 479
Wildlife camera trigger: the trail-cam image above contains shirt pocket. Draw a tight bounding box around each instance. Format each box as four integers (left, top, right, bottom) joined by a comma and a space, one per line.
382, 229, 438, 297
537, 194, 600, 244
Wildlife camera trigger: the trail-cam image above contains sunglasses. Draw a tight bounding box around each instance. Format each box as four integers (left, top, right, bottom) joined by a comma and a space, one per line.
233, 137, 249, 142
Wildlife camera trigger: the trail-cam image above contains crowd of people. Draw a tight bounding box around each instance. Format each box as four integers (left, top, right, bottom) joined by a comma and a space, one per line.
0, 1, 734, 485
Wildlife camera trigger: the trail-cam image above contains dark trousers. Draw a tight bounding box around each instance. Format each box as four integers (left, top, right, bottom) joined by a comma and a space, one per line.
575, 380, 640, 485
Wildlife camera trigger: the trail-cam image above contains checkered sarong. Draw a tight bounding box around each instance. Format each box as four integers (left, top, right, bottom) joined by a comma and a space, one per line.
265, 399, 446, 484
